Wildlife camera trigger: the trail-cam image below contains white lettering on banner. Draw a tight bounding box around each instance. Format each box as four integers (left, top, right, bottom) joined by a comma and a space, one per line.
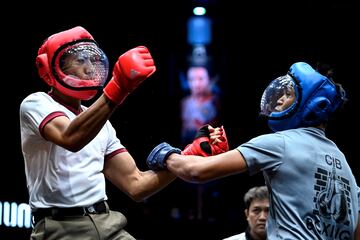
0, 201, 31, 228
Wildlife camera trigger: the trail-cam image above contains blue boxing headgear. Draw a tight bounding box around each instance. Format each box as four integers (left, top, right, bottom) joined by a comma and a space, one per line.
260, 62, 346, 132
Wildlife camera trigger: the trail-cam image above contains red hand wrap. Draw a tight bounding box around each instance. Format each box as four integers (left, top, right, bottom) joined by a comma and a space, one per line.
181, 125, 229, 156
182, 137, 211, 157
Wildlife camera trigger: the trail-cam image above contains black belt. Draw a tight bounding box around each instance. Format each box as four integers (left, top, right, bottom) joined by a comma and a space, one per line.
32, 200, 108, 225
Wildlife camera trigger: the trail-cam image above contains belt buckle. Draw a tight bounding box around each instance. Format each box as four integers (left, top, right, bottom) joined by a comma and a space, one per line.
85, 205, 96, 214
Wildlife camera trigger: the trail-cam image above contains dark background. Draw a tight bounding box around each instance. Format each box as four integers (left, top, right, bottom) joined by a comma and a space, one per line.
2, 0, 359, 239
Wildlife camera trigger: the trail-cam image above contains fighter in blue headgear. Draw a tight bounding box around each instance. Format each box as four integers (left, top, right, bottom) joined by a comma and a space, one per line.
260, 62, 346, 132
147, 62, 360, 240
145, 61, 359, 239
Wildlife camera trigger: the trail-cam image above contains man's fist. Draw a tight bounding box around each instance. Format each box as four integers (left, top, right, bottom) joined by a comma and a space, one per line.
103, 46, 156, 105
182, 125, 229, 156
147, 142, 181, 171
146, 125, 229, 171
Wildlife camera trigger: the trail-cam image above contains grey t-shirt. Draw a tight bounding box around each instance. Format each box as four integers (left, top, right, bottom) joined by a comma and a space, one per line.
238, 127, 360, 239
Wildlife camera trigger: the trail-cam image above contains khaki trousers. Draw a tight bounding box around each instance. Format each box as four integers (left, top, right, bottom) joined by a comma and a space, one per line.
30, 209, 136, 240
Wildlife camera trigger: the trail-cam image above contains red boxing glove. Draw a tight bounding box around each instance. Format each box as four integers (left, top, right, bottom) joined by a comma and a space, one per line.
182, 125, 229, 157
103, 46, 156, 105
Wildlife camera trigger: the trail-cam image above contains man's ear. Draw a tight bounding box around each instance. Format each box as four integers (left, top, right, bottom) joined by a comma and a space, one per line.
244, 208, 249, 219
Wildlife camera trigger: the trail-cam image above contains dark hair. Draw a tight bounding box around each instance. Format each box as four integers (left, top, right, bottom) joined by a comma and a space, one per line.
315, 61, 348, 119
244, 186, 269, 209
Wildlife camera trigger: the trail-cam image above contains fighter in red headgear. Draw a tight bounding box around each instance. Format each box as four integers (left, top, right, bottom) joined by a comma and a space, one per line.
20, 26, 175, 240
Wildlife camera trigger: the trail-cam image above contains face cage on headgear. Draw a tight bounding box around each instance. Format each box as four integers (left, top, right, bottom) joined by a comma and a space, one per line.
259, 74, 300, 119
51, 40, 109, 99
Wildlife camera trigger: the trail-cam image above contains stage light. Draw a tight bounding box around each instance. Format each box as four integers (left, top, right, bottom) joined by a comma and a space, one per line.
193, 6, 206, 16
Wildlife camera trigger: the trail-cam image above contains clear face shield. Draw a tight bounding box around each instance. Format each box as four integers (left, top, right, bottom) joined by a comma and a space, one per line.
55, 42, 109, 89
260, 74, 298, 118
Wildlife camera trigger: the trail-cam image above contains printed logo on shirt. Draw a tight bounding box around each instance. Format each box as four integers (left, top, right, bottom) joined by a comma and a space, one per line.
306, 154, 352, 239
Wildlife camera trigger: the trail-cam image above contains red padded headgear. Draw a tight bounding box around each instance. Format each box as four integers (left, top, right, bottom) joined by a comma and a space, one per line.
36, 26, 109, 100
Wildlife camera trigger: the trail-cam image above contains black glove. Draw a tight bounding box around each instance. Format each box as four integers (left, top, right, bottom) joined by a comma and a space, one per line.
146, 142, 181, 171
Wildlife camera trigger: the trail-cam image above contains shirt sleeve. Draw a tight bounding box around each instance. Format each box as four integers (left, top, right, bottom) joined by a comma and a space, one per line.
237, 132, 285, 176
20, 92, 67, 138
103, 120, 125, 157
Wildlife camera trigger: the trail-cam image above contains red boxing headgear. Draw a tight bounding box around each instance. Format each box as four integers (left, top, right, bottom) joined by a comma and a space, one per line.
36, 26, 109, 100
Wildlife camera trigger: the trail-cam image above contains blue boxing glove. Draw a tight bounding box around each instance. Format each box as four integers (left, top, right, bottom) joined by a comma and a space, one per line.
146, 142, 181, 171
